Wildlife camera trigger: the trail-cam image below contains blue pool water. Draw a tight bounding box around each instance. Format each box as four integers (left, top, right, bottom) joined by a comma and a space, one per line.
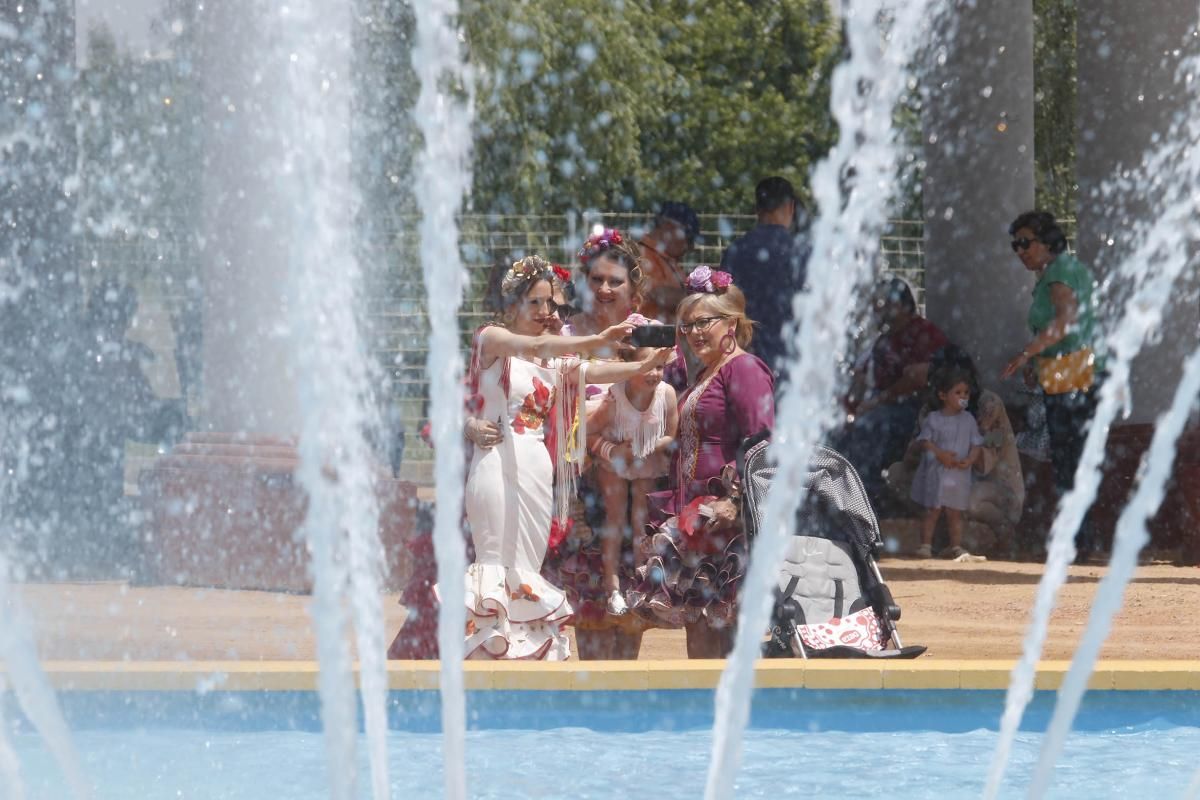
11, 690, 1200, 799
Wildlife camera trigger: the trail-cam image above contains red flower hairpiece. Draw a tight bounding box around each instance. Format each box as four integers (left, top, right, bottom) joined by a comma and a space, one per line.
578, 228, 625, 266
551, 264, 571, 282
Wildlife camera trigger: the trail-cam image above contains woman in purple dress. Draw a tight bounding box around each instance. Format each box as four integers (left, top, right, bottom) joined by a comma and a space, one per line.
616, 266, 775, 658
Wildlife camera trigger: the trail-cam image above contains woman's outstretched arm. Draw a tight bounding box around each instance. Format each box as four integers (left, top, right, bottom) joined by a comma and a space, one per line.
583, 347, 676, 385
478, 321, 632, 363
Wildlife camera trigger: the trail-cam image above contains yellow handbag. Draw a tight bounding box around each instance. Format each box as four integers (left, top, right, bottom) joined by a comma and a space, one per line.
1036, 348, 1095, 395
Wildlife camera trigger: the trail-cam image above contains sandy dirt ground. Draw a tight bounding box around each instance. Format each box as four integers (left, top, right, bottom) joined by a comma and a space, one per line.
18, 557, 1200, 662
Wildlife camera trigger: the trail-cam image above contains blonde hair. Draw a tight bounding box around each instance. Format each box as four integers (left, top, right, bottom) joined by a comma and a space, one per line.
676, 285, 754, 349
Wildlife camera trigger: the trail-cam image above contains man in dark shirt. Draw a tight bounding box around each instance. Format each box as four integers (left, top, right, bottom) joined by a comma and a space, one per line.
720, 176, 809, 379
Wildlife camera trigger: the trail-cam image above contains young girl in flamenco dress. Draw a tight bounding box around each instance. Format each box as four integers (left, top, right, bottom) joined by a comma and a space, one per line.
585, 335, 678, 615
910, 368, 984, 560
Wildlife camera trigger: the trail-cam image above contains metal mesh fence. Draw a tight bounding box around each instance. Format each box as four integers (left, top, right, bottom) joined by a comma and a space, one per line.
367, 213, 939, 479
93, 213, 1085, 482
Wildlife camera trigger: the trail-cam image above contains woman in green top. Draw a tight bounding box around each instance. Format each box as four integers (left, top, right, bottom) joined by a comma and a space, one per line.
1000, 210, 1102, 563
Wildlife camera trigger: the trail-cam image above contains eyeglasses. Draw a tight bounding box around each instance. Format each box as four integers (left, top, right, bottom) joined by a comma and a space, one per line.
677, 315, 727, 335
1011, 237, 1038, 252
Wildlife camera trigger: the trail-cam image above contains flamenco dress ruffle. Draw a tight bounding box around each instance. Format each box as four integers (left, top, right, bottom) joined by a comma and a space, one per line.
465, 564, 572, 660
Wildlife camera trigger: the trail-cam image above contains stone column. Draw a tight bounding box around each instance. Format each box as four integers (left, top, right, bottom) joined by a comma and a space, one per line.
195, 0, 300, 435
921, 0, 1036, 393
1076, 0, 1200, 423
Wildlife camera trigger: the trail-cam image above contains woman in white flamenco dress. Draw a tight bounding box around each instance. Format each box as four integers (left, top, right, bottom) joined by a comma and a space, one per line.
462, 256, 674, 660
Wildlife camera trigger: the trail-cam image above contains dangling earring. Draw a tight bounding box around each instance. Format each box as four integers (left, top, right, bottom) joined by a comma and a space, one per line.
719, 330, 737, 355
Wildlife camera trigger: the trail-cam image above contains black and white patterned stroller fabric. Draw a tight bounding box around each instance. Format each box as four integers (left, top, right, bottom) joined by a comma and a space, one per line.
742, 439, 924, 659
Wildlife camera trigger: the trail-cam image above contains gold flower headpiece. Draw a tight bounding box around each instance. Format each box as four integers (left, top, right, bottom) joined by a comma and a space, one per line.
501, 256, 551, 295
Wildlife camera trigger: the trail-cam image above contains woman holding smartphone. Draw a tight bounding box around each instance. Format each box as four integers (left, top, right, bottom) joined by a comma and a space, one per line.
546, 229, 659, 659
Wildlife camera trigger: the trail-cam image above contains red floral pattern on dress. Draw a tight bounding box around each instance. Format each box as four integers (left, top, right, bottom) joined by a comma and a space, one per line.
509, 583, 541, 602
512, 376, 554, 433
547, 517, 573, 553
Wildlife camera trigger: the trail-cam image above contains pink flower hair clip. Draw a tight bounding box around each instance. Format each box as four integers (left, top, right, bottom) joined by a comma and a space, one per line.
577, 228, 625, 266
685, 265, 733, 294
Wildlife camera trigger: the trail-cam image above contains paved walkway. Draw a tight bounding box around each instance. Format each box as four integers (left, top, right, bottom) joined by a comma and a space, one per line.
18, 558, 1200, 662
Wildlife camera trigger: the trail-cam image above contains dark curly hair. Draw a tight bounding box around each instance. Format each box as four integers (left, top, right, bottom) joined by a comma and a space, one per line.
1008, 210, 1067, 254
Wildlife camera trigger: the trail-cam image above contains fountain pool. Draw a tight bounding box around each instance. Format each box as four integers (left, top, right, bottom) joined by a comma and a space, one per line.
8, 662, 1200, 799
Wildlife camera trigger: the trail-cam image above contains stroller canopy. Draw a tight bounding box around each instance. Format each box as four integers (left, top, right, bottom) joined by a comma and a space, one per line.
742, 441, 882, 563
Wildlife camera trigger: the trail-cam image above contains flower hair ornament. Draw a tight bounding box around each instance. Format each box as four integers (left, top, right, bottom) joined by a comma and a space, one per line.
501, 257, 551, 295
551, 264, 572, 283
577, 228, 625, 266
685, 265, 733, 295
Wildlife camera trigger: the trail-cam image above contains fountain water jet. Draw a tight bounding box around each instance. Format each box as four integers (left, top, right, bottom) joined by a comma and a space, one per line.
269, 0, 391, 796
704, 2, 943, 797
0, 674, 22, 800
410, 0, 475, 798
0, 554, 89, 799
984, 39, 1200, 797
1029, 342, 1200, 797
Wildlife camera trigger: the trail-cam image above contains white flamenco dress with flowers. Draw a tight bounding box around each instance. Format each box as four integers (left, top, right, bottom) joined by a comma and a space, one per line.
463, 354, 576, 659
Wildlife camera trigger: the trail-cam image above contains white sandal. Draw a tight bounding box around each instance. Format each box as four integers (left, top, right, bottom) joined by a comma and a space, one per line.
606, 590, 629, 616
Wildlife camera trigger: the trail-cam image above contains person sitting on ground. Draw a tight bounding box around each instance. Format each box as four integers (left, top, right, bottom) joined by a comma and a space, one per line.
585, 340, 678, 616
720, 176, 811, 380
835, 275, 948, 504
886, 345, 1025, 556
624, 266, 775, 658
909, 367, 984, 560
638, 201, 699, 323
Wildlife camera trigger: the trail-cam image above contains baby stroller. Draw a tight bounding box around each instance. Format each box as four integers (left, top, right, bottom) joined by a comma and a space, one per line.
739, 433, 925, 659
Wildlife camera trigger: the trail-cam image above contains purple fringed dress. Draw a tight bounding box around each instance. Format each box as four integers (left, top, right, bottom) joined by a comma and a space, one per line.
627, 352, 775, 628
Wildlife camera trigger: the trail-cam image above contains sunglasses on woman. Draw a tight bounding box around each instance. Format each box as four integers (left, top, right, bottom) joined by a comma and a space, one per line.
677, 315, 727, 335
1011, 237, 1039, 252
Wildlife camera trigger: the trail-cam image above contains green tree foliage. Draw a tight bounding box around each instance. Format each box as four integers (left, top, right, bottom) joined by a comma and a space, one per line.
463, 0, 671, 213
638, 0, 840, 212
463, 0, 841, 215
1032, 0, 1077, 218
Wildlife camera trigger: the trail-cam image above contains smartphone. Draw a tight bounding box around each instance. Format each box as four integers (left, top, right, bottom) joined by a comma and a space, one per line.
630, 324, 676, 348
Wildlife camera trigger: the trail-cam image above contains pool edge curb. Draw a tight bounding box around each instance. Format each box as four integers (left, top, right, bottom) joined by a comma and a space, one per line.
20, 660, 1200, 692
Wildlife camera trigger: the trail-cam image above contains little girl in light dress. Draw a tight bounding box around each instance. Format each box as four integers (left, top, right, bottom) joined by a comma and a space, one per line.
588, 342, 679, 615
911, 368, 983, 560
